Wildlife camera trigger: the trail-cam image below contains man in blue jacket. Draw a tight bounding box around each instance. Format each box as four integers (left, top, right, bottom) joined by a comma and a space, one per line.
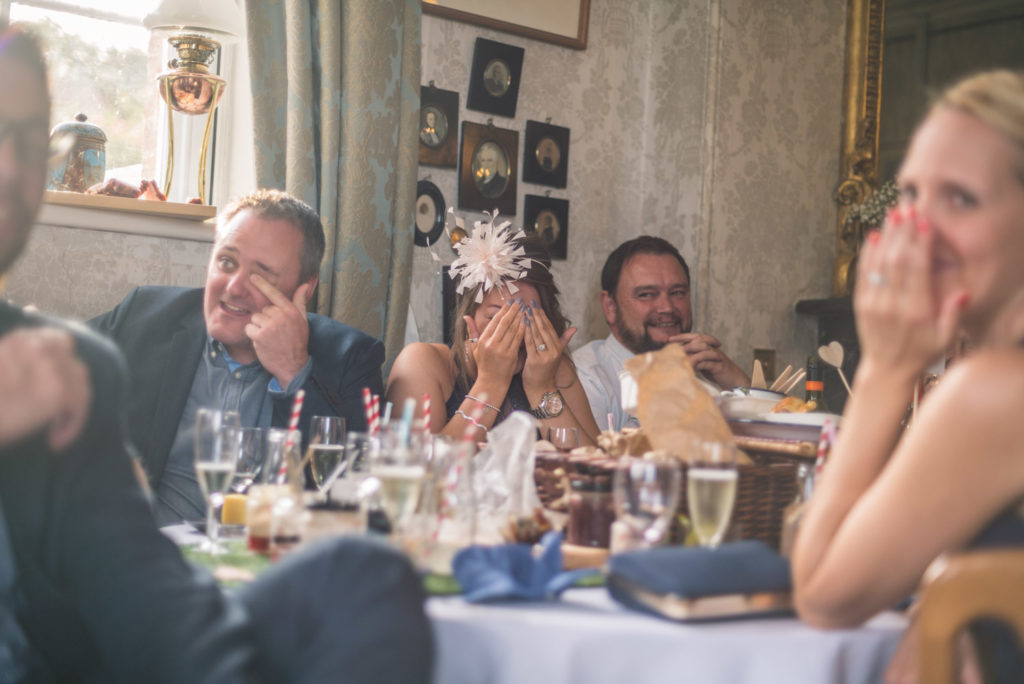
90, 189, 384, 525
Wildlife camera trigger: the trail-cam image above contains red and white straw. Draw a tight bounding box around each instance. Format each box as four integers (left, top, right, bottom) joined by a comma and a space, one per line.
422, 393, 432, 438
370, 394, 380, 435
814, 417, 836, 476
285, 389, 304, 447
362, 387, 373, 431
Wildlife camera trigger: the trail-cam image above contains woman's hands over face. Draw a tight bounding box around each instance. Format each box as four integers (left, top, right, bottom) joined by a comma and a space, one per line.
855, 207, 967, 379
523, 300, 576, 393
465, 298, 525, 386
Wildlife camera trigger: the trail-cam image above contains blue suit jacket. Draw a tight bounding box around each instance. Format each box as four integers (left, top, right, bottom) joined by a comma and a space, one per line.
88, 286, 384, 489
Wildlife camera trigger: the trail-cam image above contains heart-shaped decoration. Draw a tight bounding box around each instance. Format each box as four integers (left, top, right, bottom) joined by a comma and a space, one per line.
818, 341, 844, 369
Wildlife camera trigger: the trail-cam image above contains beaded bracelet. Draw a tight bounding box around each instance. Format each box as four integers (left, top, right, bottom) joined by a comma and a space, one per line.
455, 409, 488, 432
465, 393, 501, 414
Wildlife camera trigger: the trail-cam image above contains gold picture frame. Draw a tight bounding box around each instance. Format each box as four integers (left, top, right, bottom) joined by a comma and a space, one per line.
423, 0, 590, 50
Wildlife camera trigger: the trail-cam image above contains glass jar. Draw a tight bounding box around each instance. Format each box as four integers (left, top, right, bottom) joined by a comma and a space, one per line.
566, 475, 615, 548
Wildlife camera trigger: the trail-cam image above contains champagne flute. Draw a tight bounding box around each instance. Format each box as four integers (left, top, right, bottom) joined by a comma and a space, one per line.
194, 409, 241, 554
306, 415, 347, 500
686, 440, 739, 548
548, 426, 580, 451
372, 423, 427, 537
612, 455, 681, 548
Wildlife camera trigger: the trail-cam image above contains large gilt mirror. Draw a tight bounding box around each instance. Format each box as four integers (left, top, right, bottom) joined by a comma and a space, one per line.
833, 0, 1024, 296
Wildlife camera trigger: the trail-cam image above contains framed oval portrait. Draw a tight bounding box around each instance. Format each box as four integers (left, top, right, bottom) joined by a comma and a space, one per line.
523, 120, 570, 188
419, 105, 448, 149
524, 194, 568, 260
419, 85, 459, 168
466, 38, 524, 118
471, 140, 510, 199
482, 58, 511, 97
414, 180, 445, 247
458, 121, 518, 215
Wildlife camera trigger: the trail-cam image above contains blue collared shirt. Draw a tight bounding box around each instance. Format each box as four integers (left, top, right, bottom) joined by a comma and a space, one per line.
0, 496, 34, 680
153, 338, 312, 526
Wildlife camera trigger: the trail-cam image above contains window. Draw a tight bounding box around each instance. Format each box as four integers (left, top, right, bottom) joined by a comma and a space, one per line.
1, 0, 253, 206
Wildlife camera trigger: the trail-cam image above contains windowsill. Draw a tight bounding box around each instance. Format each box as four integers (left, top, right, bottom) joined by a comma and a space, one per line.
39, 190, 217, 242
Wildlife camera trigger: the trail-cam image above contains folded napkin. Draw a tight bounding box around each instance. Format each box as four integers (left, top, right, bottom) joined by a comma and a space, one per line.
452, 531, 599, 603
607, 540, 792, 621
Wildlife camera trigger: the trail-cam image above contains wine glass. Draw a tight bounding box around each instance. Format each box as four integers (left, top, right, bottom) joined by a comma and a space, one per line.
371, 424, 428, 537
612, 455, 681, 548
547, 426, 580, 451
686, 440, 739, 548
194, 408, 241, 554
306, 415, 347, 501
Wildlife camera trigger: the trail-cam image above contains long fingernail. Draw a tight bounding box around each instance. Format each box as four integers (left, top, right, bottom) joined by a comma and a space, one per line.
531, 300, 538, 308
524, 316, 531, 326
506, 299, 514, 306
868, 230, 880, 245
957, 292, 970, 308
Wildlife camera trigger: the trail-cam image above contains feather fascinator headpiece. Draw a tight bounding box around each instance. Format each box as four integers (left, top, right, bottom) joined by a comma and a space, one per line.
446, 208, 542, 303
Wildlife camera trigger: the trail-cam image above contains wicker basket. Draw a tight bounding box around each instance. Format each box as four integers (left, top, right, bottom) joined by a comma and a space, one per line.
534, 451, 798, 550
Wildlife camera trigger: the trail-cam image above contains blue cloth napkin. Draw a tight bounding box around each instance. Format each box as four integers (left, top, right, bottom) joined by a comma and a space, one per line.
606, 540, 792, 621
452, 532, 599, 603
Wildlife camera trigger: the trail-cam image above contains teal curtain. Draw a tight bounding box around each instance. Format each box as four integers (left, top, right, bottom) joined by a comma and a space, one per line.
246, 0, 421, 370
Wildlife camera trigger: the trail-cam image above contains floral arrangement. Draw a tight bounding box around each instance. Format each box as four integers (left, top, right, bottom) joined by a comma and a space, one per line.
844, 178, 899, 229
446, 208, 539, 303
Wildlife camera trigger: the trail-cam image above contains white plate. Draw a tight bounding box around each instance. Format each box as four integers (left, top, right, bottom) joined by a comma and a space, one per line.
759, 412, 841, 427
728, 413, 840, 442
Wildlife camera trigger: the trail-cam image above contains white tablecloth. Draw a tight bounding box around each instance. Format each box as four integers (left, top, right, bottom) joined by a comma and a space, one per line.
429, 588, 905, 684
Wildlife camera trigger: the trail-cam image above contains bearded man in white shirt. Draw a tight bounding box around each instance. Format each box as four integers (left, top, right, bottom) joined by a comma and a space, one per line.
574, 236, 749, 431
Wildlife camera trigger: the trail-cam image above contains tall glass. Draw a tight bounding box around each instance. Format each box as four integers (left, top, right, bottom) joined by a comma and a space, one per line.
612, 454, 681, 548
372, 423, 428, 537
306, 415, 347, 500
229, 427, 265, 494
246, 428, 302, 554
686, 440, 739, 548
193, 408, 240, 554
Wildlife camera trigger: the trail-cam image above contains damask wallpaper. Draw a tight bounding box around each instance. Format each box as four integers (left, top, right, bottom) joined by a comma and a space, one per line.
413, 0, 846, 378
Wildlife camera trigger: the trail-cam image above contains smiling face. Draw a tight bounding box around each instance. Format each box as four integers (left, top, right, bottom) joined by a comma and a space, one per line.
0, 53, 49, 275
472, 281, 541, 374
203, 209, 311, 362
898, 105, 1024, 342
602, 252, 693, 354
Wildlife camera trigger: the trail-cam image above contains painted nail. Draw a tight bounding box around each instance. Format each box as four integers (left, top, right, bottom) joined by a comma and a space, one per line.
524, 316, 531, 326
890, 207, 903, 224
957, 292, 970, 308
917, 217, 930, 235
506, 299, 514, 306
905, 206, 917, 223
868, 231, 880, 245
531, 300, 538, 308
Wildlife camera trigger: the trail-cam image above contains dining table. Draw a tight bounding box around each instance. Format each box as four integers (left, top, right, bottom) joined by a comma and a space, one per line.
428, 587, 906, 684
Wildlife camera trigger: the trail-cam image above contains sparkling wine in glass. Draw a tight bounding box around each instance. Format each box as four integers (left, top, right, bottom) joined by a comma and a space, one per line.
194, 408, 240, 554
306, 415, 346, 500
612, 455, 681, 548
372, 424, 427, 536
686, 440, 739, 548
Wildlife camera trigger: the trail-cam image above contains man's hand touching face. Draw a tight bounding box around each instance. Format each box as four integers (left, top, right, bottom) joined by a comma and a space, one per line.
244, 273, 313, 388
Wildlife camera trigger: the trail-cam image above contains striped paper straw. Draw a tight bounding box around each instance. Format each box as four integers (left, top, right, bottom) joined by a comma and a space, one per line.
607, 412, 614, 432
461, 391, 487, 443
422, 393, 431, 437
362, 387, 373, 431
382, 401, 393, 427
278, 389, 305, 478
814, 417, 835, 476
370, 394, 380, 435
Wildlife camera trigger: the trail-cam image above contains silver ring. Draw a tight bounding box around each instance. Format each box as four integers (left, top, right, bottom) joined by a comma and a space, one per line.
467, 337, 479, 343
867, 271, 887, 287
536, 343, 548, 352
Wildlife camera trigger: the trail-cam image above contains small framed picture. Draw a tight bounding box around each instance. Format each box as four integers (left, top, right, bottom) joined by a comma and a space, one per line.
419, 86, 458, 168
414, 180, 445, 247
524, 194, 569, 260
522, 120, 569, 188
459, 121, 518, 216
466, 38, 525, 118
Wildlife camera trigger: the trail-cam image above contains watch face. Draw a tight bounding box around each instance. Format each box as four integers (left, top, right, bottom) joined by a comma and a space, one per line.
543, 391, 564, 416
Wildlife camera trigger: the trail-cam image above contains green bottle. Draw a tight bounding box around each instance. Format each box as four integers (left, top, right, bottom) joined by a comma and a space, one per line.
804, 355, 829, 413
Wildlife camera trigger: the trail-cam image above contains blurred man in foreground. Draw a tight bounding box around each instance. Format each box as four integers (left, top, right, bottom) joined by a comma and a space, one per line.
0, 25, 431, 683
574, 236, 749, 430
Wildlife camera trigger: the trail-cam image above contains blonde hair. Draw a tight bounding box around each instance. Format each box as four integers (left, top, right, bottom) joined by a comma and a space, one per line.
935, 70, 1024, 185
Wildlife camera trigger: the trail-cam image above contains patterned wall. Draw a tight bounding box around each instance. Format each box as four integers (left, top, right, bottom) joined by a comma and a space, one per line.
413, 0, 846, 377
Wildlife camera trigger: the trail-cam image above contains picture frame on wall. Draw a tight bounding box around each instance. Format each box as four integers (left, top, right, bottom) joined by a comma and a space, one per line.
523, 194, 568, 260
414, 180, 446, 247
466, 38, 525, 118
522, 120, 569, 188
419, 85, 459, 168
459, 121, 518, 216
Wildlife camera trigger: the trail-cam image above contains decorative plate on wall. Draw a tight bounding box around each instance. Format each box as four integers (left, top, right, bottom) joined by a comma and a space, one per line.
419, 85, 459, 168
459, 121, 518, 216
414, 180, 446, 247
522, 120, 569, 188
466, 38, 525, 118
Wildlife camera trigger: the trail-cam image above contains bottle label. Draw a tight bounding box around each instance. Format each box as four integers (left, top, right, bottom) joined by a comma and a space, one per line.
805, 380, 824, 391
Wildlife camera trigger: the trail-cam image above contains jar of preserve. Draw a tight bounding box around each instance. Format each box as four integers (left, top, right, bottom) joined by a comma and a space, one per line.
566, 475, 615, 548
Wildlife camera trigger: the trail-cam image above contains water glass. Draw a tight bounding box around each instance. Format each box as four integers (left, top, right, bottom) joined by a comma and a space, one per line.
548, 426, 580, 451
612, 454, 681, 548
245, 428, 303, 554
229, 427, 265, 494
306, 415, 346, 499
686, 440, 739, 548
193, 408, 240, 554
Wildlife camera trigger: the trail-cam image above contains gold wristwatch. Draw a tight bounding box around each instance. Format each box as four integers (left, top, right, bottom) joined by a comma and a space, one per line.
529, 390, 565, 419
